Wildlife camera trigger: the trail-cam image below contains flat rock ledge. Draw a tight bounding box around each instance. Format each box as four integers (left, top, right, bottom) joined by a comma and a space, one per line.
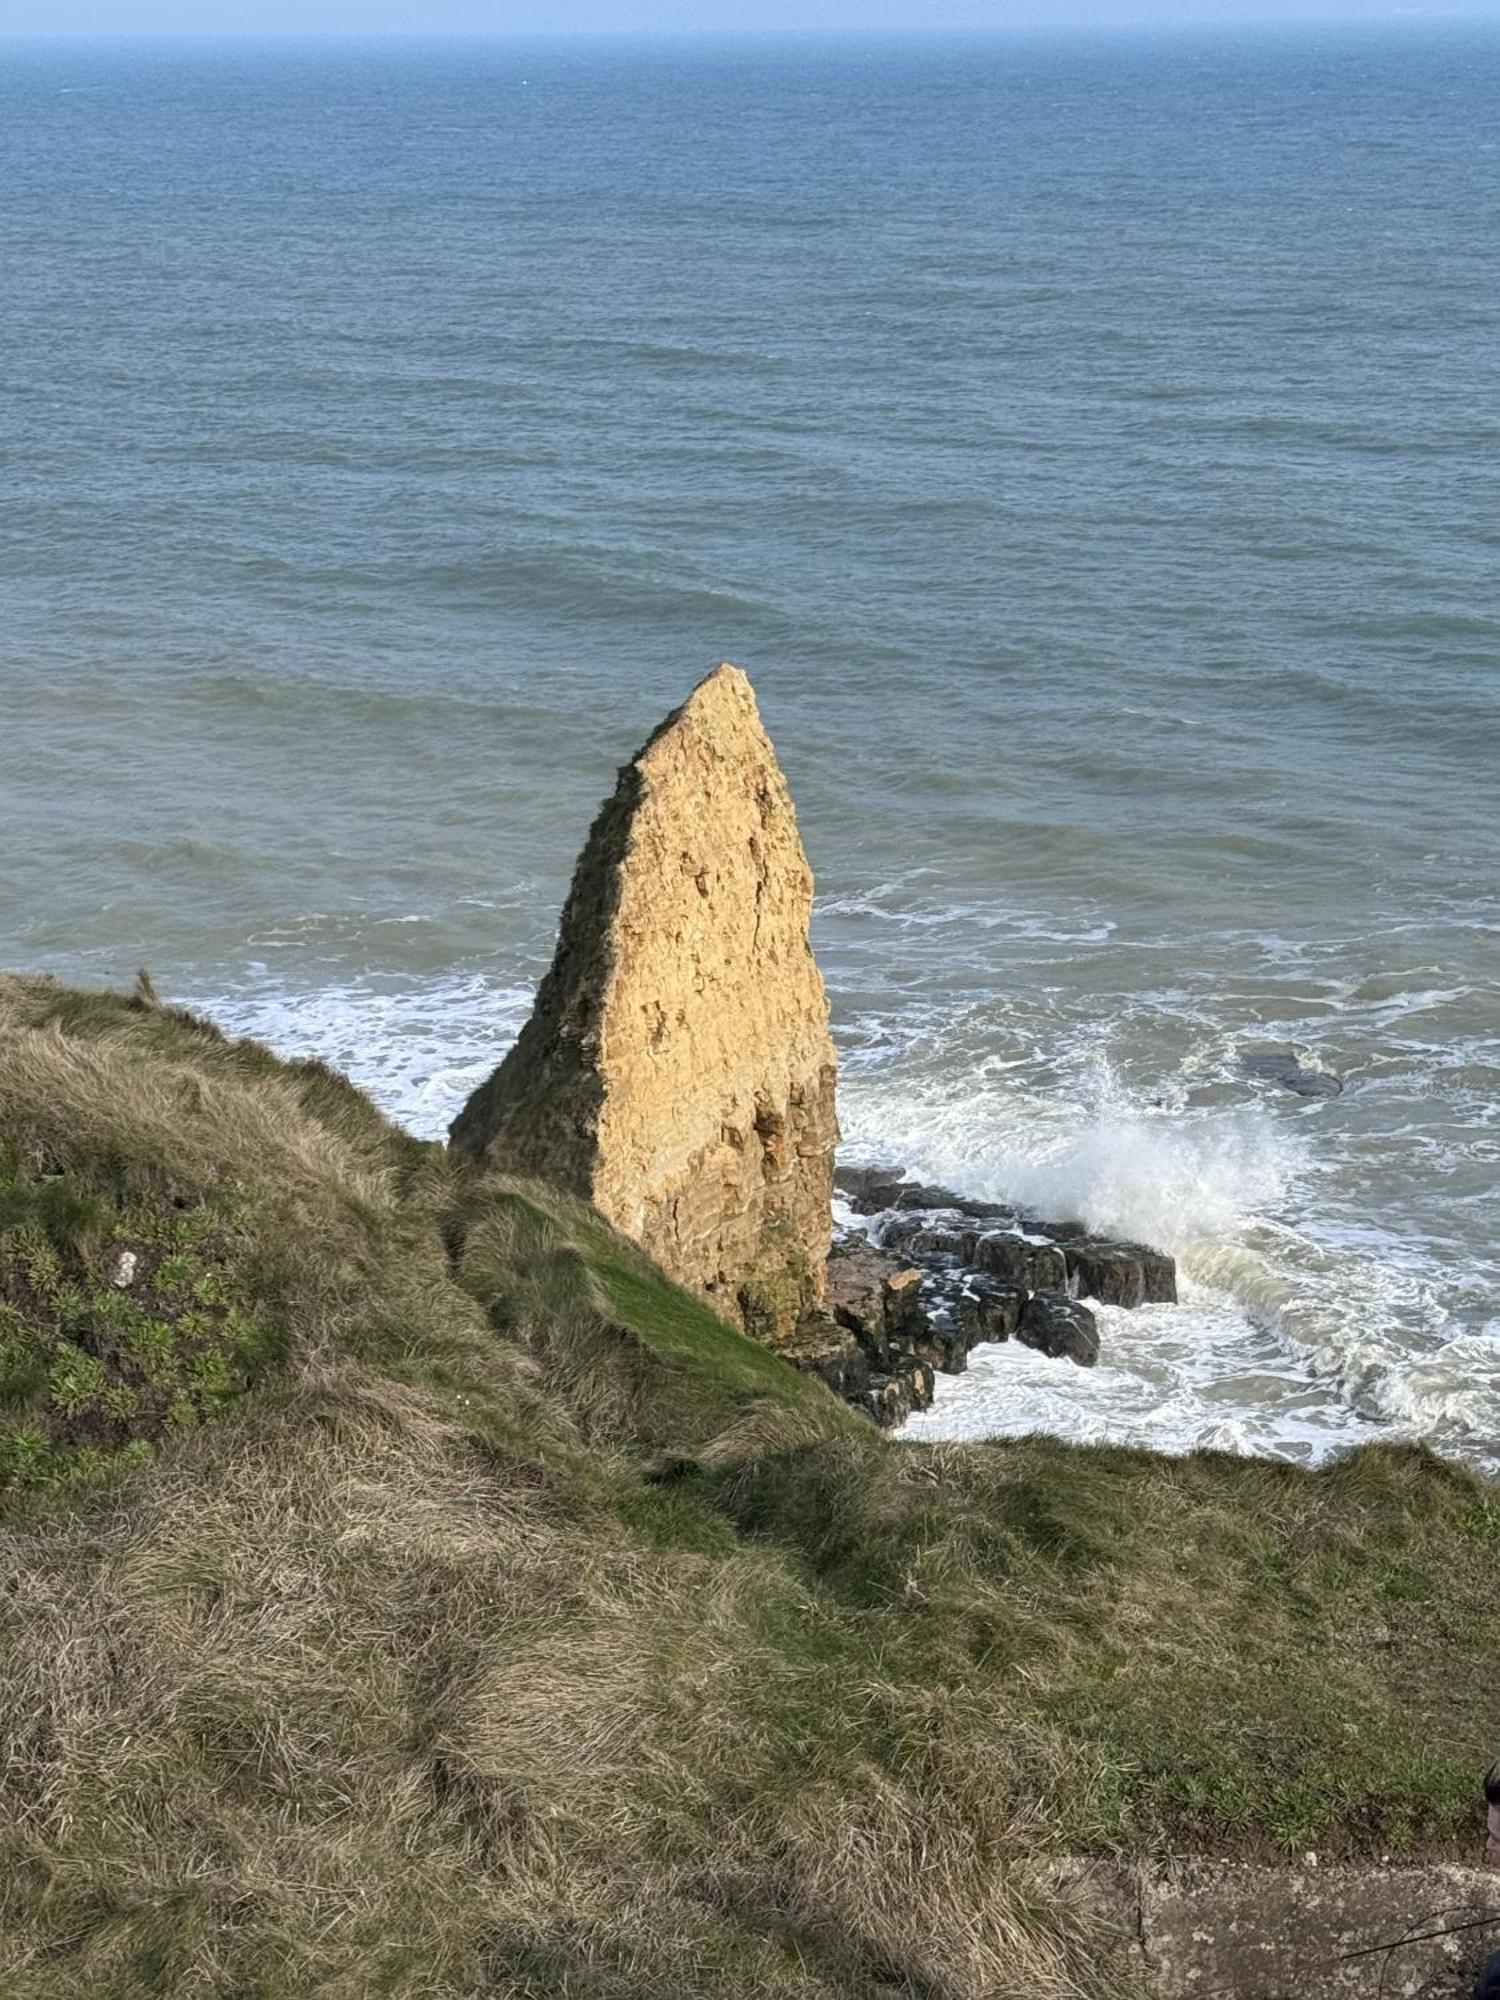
776, 1165, 1179, 1430
1039, 1857, 1500, 1999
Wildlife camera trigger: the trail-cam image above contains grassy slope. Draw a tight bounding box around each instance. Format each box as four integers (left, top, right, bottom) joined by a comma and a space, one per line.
0, 976, 1496, 2000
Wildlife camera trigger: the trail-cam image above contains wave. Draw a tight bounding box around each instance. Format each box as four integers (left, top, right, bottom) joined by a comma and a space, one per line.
190, 971, 532, 1142
182, 963, 1500, 1473
841, 1051, 1306, 1259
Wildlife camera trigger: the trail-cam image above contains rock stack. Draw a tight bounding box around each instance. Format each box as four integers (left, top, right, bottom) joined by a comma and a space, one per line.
450, 664, 839, 1336
451, 663, 1182, 1432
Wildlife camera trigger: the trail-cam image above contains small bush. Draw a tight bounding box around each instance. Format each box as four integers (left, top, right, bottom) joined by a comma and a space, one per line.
0, 1148, 281, 1488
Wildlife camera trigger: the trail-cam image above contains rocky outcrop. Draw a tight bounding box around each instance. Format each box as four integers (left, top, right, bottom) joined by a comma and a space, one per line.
958, 1277, 1027, 1345
1018, 1292, 1100, 1367
450, 665, 838, 1333
971, 1230, 1070, 1292
819, 1238, 940, 1425
798, 1166, 1182, 1427
1062, 1237, 1177, 1308
841, 1167, 1178, 1309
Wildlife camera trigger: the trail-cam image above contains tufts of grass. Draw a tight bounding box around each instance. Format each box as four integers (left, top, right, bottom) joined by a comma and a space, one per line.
707, 1431, 1500, 1860
0, 975, 1497, 2000
0, 972, 446, 1494
448, 1173, 860, 1463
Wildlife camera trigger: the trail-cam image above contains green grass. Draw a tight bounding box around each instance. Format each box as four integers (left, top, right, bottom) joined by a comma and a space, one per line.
0, 974, 1496, 2000
0, 971, 431, 1495
707, 1432, 1497, 1860
0, 1142, 286, 1489
449, 1174, 857, 1461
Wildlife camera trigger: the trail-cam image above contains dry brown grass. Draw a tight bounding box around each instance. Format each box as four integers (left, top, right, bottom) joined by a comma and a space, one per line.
1, 977, 1495, 1999
0, 977, 1119, 1998
0, 1363, 1111, 1998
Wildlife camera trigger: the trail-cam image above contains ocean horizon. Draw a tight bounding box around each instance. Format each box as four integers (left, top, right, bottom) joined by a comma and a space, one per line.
4, 20, 1497, 1466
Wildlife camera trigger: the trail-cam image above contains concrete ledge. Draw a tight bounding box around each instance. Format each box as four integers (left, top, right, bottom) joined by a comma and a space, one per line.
1040, 1859, 1500, 1998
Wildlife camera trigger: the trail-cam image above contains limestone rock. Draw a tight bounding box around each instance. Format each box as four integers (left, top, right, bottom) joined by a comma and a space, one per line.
449, 664, 839, 1332
773, 1315, 869, 1402
826, 1237, 927, 1366
824, 1236, 898, 1349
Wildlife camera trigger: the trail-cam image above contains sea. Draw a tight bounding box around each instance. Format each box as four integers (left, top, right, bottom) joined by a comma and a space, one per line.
3, 25, 1497, 1469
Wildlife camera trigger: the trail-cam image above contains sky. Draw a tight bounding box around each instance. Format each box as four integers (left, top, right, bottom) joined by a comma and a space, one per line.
3, 0, 1496, 35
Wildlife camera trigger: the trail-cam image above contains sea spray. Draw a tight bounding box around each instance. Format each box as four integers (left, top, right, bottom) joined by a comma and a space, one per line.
840, 1050, 1389, 1460
840, 1052, 1308, 1262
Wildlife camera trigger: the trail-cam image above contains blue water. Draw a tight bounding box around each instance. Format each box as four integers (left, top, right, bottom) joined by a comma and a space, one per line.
3, 27, 1498, 1461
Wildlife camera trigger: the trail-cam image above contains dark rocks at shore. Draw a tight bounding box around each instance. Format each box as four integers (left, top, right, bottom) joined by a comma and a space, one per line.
909, 1225, 969, 1259
834, 1164, 1014, 1223
767, 1293, 943, 1429
774, 1315, 870, 1403
877, 1213, 986, 1260
911, 1307, 973, 1377
837, 1165, 1176, 1302
824, 1238, 913, 1360
1241, 1048, 1344, 1099
957, 1277, 1026, 1345
809, 1162, 1180, 1428
1063, 1241, 1145, 1309
971, 1230, 1070, 1293
1064, 1239, 1178, 1309
820, 1238, 940, 1427
865, 1361, 937, 1427
1019, 1292, 1100, 1367
812, 1228, 1119, 1425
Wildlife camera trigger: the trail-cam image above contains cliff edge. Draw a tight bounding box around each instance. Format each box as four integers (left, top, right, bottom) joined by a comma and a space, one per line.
3, 975, 1498, 2000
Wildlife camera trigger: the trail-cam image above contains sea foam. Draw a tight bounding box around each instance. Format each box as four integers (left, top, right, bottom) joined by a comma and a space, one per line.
840, 1054, 1306, 1260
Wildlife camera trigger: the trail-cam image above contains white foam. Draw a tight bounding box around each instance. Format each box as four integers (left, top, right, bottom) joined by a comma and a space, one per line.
183, 964, 1498, 1471
188, 971, 531, 1140
902, 1287, 1375, 1464
841, 1053, 1307, 1259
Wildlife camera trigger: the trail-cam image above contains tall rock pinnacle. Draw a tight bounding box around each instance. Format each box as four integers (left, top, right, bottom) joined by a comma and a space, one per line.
450, 664, 839, 1333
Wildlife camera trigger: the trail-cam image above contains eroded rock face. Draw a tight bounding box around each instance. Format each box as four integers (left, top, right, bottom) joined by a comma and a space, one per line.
450, 664, 838, 1331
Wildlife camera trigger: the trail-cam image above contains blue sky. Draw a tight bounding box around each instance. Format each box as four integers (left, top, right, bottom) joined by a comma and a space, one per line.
4, 0, 1496, 35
